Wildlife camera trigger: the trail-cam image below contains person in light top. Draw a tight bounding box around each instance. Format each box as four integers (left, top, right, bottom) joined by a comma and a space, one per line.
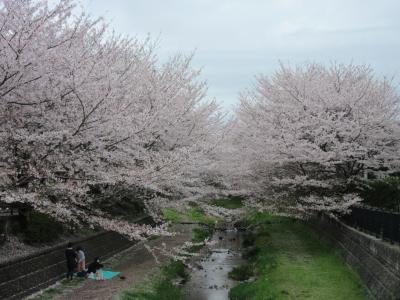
76, 246, 86, 272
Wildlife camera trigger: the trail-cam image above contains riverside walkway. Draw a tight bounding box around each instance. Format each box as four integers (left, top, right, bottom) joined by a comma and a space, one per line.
33, 224, 193, 300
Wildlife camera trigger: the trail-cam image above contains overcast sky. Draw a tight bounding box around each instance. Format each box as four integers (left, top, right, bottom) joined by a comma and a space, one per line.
79, 0, 400, 110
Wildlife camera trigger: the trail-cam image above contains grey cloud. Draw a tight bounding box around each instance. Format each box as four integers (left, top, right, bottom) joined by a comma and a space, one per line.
79, 0, 400, 109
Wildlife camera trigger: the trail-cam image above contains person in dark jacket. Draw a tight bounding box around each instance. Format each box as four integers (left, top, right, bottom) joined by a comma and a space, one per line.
87, 257, 104, 280
65, 242, 77, 280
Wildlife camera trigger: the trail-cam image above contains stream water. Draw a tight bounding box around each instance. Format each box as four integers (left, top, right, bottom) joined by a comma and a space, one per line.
183, 229, 246, 300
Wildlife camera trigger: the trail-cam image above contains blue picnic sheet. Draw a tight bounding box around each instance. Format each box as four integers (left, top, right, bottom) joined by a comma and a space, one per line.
87, 270, 120, 280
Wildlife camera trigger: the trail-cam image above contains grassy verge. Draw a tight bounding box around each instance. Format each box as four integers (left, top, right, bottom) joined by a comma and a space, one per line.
229, 213, 368, 300
161, 208, 184, 223
30, 278, 85, 300
210, 196, 243, 209
161, 206, 219, 225
187, 226, 214, 252
120, 260, 189, 300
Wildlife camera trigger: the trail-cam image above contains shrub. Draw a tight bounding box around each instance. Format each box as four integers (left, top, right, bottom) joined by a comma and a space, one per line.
360, 176, 400, 211
229, 282, 269, 300
122, 280, 181, 300
242, 234, 255, 248
192, 227, 214, 243
161, 260, 189, 282
121, 260, 188, 300
242, 246, 260, 260
23, 211, 64, 244
95, 197, 145, 221
228, 264, 254, 281
210, 196, 243, 209
187, 226, 214, 253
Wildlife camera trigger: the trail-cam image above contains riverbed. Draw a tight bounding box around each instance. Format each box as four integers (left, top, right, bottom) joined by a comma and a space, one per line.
183, 229, 245, 300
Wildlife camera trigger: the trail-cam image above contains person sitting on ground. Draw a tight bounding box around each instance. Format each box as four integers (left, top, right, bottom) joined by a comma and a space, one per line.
65, 242, 77, 280
87, 256, 104, 280
76, 246, 86, 272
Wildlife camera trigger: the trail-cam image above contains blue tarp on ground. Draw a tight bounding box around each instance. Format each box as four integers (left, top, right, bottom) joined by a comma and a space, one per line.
87, 270, 120, 280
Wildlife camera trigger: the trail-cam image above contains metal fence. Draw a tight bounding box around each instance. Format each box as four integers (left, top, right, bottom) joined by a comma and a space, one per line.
340, 205, 400, 244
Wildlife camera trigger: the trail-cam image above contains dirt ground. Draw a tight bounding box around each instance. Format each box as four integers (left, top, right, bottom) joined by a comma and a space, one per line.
53, 224, 193, 300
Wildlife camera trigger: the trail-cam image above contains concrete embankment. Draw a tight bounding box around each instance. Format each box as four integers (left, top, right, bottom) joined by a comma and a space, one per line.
310, 214, 400, 300
0, 215, 152, 300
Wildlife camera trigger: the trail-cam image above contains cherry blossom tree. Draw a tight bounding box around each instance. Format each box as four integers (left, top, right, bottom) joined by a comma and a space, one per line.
0, 0, 225, 238
228, 63, 400, 214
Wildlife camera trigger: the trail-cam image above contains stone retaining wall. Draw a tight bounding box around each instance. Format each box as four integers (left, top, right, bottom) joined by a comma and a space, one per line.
310, 214, 400, 300
0, 215, 152, 300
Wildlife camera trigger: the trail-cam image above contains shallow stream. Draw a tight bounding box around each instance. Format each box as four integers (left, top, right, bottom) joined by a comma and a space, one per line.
183, 229, 246, 300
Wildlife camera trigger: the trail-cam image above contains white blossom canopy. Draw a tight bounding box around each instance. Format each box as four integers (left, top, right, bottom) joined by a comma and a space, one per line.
0, 0, 225, 238
225, 63, 400, 214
